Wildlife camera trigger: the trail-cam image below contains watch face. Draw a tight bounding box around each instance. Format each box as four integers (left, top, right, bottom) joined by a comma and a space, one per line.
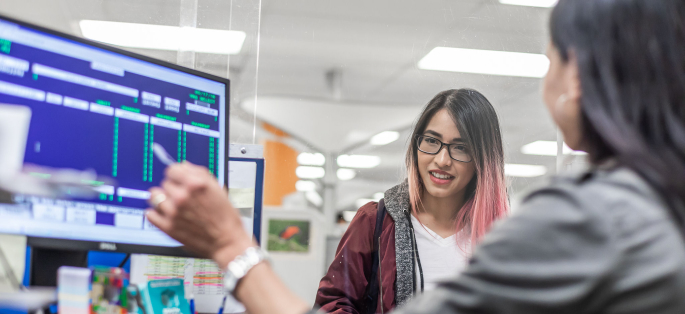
229, 261, 248, 278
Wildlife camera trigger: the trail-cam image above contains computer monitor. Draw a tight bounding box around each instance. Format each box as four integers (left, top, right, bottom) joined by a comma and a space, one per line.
0, 14, 229, 261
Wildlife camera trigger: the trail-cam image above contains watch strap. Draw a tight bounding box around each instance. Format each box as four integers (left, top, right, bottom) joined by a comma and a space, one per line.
223, 246, 269, 294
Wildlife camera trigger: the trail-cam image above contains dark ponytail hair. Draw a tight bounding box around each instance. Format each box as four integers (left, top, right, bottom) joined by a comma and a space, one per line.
550, 0, 685, 226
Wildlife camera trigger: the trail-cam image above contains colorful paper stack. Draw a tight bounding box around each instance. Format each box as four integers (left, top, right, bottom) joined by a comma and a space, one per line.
57, 266, 92, 314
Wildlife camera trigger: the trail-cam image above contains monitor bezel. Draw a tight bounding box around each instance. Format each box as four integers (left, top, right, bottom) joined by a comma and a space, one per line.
0, 13, 230, 257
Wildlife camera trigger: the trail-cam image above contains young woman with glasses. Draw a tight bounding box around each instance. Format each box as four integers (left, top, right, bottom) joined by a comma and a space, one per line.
314, 88, 510, 313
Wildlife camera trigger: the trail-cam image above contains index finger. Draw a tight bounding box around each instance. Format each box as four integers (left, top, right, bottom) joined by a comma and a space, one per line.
166, 161, 213, 188
164, 162, 194, 185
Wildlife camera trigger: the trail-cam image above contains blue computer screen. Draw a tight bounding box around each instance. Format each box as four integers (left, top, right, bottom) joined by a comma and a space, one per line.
0, 18, 227, 247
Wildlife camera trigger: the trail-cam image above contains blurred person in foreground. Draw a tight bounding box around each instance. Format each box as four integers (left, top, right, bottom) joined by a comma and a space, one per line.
146, 0, 685, 313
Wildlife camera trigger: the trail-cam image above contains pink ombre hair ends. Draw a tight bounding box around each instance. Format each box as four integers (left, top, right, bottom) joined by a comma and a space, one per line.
406, 89, 509, 248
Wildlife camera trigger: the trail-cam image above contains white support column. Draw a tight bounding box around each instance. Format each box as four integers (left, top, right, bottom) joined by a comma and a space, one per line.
178, 0, 198, 69
556, 129, 564, 174
321, 152, 338, 231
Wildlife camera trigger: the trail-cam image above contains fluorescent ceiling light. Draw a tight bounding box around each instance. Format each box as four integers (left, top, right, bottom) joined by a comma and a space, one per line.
337, 168, 356, 181
337, 155, 381, 169
370, 131, 400, 146
356, 198, 377, 208
298, 152, 325, 166
296, 166, 325, 179
505, 164, 547, 177
521, 140, 587, 156
418, 47, 550, 78
306, 191, 323, 207
79, 20, 246, 54
295, 180, 316, 192
342, 210, 357, 222
499, 0, 558, 8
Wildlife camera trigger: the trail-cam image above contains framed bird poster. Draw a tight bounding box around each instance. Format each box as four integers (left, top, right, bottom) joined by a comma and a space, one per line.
266, 219, 311, 253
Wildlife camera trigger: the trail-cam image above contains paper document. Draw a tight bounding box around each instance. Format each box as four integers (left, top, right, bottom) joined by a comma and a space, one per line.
0, 234, 27, 292
130, 255, 245, 313
228, 161, 257, 237
0, 104, 31, 183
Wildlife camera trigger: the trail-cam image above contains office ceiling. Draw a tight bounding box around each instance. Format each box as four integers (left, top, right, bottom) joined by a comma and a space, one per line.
0, 0, 562, 210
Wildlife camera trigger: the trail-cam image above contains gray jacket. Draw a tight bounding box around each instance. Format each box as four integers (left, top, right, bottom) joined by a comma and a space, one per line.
384, 181, 424, 307
312, 165, 685, 314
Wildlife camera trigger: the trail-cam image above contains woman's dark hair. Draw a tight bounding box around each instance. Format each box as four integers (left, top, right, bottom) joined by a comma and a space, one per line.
406, 89, 508, 246
550, 0, 685, 226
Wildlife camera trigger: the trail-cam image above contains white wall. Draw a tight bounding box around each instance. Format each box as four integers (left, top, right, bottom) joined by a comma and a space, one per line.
261, 208, 326, 306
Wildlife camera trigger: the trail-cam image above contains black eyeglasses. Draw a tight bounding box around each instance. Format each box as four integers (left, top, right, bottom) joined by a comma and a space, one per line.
416, 135, 472, 163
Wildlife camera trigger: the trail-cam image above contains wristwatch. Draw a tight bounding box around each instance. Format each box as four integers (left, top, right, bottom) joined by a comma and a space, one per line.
223, 246, 270, 294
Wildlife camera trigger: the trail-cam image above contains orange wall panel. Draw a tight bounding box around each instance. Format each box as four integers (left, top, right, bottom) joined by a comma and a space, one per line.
263, 139, 298, 206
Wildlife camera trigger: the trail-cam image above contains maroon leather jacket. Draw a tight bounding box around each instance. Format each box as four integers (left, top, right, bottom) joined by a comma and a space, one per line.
315, 202, 398, 314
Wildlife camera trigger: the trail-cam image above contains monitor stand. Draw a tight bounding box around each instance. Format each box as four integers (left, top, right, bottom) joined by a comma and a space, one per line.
29, 247, 88, 287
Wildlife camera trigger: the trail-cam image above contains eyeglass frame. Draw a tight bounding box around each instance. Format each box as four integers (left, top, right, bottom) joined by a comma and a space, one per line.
415, 134, 473, 163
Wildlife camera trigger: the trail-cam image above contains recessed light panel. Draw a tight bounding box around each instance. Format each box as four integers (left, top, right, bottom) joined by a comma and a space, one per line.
505, 164, 547, 177
80, 20, 246, 54
337, 168, 356, 181
296, 180, 316, 192
298, 152, 326, 166
296, 166, 325, 179
499, 0, 558, 8
370, 131, 400, 146
521, 141, 587, 156
418, 47, 550, 78
337, 155, 381, 169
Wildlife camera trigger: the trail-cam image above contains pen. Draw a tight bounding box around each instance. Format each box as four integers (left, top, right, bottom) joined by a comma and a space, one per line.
189, 294, 195, 314
152, 142, 178, 166
217, 294, 228, 314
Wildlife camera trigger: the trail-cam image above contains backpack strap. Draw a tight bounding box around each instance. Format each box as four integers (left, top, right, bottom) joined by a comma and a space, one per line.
360, 199, 386, 314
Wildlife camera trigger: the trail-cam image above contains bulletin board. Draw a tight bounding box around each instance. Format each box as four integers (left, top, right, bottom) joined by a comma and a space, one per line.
227, 144, 265, 243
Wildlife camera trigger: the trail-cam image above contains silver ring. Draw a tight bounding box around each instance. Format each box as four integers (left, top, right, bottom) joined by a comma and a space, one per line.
151, 193, 167, 208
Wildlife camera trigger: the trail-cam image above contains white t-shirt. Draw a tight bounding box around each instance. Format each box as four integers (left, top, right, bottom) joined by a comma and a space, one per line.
410, 215, 470, 292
